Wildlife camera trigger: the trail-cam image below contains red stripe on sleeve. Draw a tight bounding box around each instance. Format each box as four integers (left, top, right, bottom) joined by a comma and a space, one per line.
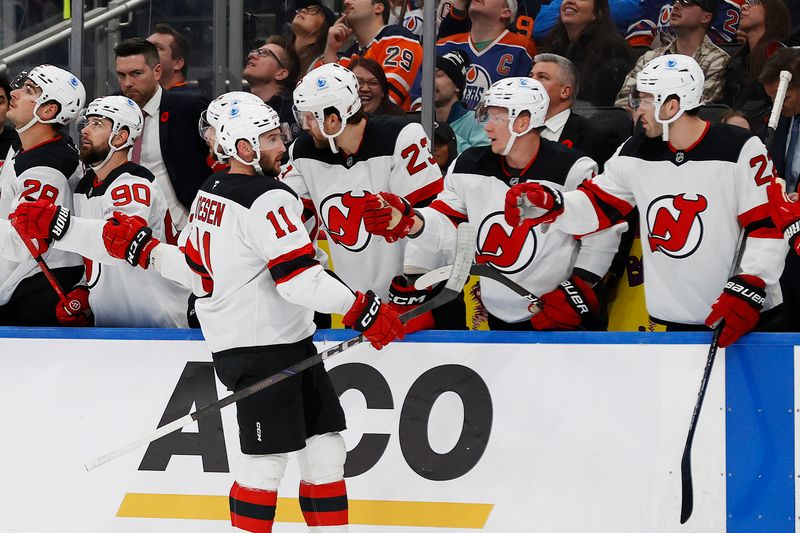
738, 203, 772, 229
267, 243, 316, 270
430, 199, 468, 226
406, 177, 444, 207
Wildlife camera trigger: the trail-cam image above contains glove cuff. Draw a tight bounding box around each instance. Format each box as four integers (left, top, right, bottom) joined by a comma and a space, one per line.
343, 290, 382, 332
785, 220, 800, 247
126, 226, 155, 267
724, 274, 766, 310
49, 205, 71, 241
388, 275, 431, 306
558, 276, 598, 317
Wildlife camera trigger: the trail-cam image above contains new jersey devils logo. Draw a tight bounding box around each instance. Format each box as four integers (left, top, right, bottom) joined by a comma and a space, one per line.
475, 212, 537, 274
646, 193, 708, 258
320, 191, 371, 252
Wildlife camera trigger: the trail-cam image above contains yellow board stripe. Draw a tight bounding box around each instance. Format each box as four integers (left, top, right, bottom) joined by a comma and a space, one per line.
117, 493, 493, 528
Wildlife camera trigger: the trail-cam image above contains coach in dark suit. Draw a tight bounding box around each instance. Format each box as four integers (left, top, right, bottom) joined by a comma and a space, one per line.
531, 52, 621, 170
115, 37, 211, 233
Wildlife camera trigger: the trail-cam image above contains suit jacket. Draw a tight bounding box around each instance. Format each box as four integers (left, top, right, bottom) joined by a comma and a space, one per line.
559, 111, 621, 171
772, 115, 791, 181
158, 89, 212, 210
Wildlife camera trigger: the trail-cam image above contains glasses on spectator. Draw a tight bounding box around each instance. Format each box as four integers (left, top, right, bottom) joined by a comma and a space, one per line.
248, 47, 285, 69
673, 0, 699, 7
295, 6, 323, 16
357, 77, 381, 90
743, 0, 764, 6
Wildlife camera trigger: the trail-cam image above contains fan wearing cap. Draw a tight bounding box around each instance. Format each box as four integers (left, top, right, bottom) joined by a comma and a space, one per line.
10, 95, 192, 328
0, 65, 86, 326
616, 0, 730, 110
504, 54, 788, 345
434, 50, 490, 153
363, 77, 624, 331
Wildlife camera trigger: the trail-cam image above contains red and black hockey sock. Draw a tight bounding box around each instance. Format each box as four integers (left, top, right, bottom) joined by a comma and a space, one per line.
230, 481, 278, 532
299, 479, 349, 528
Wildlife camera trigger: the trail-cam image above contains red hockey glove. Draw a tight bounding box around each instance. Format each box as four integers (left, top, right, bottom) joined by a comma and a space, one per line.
362, 192, 415, 243
767, 179, 800, 255
387, 275, 435, 332
504, 182, 564, 227
705, 274, 766, 348
55, 287, 93, 327
531, 275, 599, 330
343, 290, 405, 350
102, 212, 160, 269
10, 199, 71, 241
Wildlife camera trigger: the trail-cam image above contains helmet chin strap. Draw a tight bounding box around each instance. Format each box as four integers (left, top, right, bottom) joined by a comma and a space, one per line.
90, 132, 130, 172
319, 118, 346, 154
655, 103, 685, 143
15, 103, 43, 134
501, 118, 535, 157
231, 151, 264, 175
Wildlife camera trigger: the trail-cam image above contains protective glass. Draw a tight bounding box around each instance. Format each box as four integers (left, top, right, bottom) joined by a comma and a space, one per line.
475, 102, 508, 125
198, 110, 213, 140
76, 110, 109, 133
292, 106, 317, 130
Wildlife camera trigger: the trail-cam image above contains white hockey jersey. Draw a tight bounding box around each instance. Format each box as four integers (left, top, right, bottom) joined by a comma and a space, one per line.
280, 115, 444, 298
183, 172, 356, 354
556, 122, 788, 325
53, 162, 190, 327
410, 140, 623, 323
0, 135, 83, 305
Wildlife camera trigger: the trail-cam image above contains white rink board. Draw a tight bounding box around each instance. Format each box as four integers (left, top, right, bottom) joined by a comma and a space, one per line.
0, 335, 726, 532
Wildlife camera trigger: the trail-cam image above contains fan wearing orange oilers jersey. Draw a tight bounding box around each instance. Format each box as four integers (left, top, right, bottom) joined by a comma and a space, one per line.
504, 54, 788, 346
321, 0, 423, 110
98, 101, 404, 533
10, 95, 190, 327
363, 77, 625, 331
285, 63, 466, 330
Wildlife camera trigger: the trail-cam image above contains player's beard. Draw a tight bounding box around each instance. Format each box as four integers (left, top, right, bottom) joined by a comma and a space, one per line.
259, 152, 282, 176
80, 141, 110, 166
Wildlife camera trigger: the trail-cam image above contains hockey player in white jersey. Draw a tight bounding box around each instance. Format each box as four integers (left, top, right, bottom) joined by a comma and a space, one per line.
362, 77, 623, 330
11, 95, 190, 327
284, 63, 467, 330
504, 55, 788, 346
100, 101, 405, 532
0, 65, 87, 326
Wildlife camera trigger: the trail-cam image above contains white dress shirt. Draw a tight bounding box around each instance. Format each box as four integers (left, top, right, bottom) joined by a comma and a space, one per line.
132, 86, 189, 229
540, 108, 571, 142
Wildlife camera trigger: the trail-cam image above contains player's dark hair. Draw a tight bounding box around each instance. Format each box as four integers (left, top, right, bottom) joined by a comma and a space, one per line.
0, 73, 11, 102
371, 0, 390, 25
323, 106, 366, 124
758, 46, 800, 89
266, 35, 301, 92
153, 23, 190, 77
114, 37, 161, 69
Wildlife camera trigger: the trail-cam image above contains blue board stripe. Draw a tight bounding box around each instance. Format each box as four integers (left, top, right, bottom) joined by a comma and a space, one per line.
726, 342, 795, 532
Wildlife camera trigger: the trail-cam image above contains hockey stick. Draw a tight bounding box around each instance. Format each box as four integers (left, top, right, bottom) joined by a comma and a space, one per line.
415, 262, 544, 312
84, 223, 477, 471
679, 69, 792, 524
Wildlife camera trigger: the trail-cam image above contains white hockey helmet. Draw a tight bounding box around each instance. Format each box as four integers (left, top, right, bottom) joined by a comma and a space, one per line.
199, 91, 267, 163
636, 54, 705, 141
12, 64, 86, 133
293, 62, 362, 153
475, 77, 549, 156
216, 102, 283, 174
79, 95, 143, 171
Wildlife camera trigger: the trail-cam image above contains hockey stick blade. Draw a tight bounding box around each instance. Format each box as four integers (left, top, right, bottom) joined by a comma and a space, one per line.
415, 262, 543, 312
84, 223, 477, 472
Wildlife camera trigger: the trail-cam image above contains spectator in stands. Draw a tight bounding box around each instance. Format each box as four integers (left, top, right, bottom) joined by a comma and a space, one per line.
532, 53, 621, 170
114, 37, 210, 233
290, 1, 336, 74
615, 0, 729, 109
148, 23, 193, 92
244, 35, 302, 144
0, 74, 19, 160
722, 0, 790, 116
412, 0, 537, 110
434, 50, 490, 152
720, 109, 753, 130
438, 0, 540, 42
322, 0, 423, 110
544, 0, 634, 106
350, 57, 405, 116
432, 120, 459, 172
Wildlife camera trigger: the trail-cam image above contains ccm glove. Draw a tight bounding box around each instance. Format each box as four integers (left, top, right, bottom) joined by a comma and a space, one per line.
362, 192, 415, 242
55, 287, 93, 327
531, 275, 599, 330
10, 199, 71, 241
102, 212, 160, 269
705, 274, 766, 348
504, 182, 564, 227
343, 290, 405, 350
387, 275, 435, 332
767, 179, 800, 255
